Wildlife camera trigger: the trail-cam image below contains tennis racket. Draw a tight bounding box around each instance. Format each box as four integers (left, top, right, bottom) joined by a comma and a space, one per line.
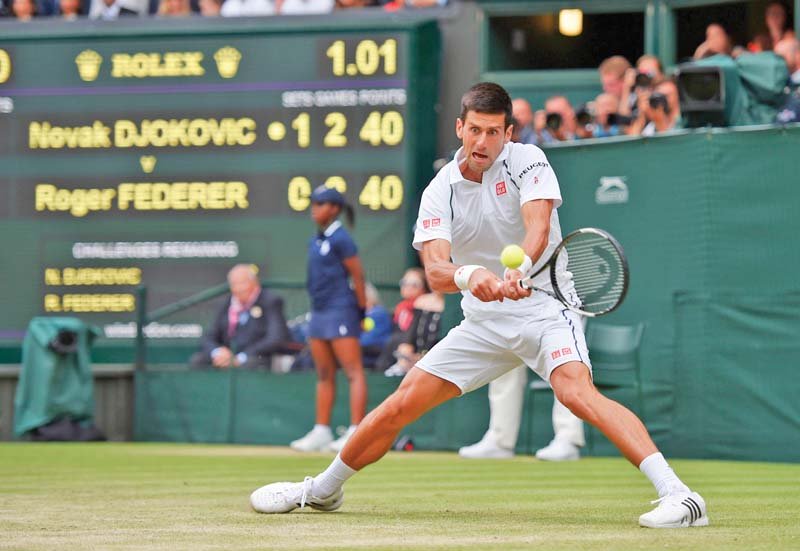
516, 227, 629, 317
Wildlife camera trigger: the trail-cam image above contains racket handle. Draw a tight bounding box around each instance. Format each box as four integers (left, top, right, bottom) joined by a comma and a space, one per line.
518, 278, 533, 291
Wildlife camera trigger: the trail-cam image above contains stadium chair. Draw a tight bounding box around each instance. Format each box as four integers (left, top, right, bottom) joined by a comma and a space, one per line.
583, 321, 646, 454
524, 321, 645, 456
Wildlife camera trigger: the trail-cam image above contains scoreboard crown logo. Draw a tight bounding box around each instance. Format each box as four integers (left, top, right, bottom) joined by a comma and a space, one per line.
214, 47, 242, 79
75, 50, 103, 82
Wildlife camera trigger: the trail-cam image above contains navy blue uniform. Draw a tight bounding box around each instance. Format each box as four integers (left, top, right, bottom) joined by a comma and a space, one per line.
307, 220, 362, 339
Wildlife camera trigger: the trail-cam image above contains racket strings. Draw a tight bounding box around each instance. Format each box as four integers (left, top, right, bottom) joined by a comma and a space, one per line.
560, 234, 627, 315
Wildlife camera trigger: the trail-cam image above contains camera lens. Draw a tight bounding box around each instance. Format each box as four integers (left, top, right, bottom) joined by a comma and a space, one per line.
545, 112, 562, 130
649, 92, 668, 111
635, 72, 653, 89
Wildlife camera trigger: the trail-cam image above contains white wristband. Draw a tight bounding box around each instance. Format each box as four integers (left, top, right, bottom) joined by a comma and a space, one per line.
454, 265, 485, 291
503, 254, 533, 279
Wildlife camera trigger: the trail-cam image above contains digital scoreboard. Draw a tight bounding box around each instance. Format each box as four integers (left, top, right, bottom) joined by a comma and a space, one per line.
0, 16, 440, 342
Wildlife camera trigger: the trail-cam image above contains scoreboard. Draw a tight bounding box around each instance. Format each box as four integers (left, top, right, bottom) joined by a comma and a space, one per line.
0, 16, 440, 341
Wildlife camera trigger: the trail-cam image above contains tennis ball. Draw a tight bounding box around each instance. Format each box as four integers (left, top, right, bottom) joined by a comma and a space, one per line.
500, 245, 526, 269
363, 317, 375, 331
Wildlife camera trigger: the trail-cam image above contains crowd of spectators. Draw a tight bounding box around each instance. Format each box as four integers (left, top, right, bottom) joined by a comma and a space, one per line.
0, 0, 443, 19
511, 2, 799, 143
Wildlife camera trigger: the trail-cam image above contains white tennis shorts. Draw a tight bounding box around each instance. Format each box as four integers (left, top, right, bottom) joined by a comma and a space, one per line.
416, 297, 591, 394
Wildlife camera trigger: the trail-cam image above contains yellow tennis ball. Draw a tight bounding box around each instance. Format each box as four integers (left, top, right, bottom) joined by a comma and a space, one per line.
363, 317, 375, 331
500, 245, 526, 269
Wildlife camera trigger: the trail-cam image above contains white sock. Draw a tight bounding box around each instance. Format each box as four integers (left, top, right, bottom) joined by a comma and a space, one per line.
639, 452, 690, 498
314, 424, 331, 434
313, 454, 357, 498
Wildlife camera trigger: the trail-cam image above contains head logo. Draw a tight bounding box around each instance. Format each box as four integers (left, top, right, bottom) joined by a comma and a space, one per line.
495, 181, 507, 196
595, 177, 629, 205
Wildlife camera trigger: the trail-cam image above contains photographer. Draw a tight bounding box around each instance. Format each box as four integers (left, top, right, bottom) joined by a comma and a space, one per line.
629, 80, 681, 137
592, 93, 626, 138
539, 95, 577, 143
619, 55, 665, 117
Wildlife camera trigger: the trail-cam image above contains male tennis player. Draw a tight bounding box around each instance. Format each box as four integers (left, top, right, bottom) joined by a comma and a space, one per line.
250, 82, 708, 528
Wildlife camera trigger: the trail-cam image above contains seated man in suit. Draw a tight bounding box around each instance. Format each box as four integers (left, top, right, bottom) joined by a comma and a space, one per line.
191, 264, 290, 370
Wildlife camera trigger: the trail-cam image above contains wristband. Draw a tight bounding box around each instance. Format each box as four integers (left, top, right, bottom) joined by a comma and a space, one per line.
454, 265, 485, 291
503, 253, 533, 279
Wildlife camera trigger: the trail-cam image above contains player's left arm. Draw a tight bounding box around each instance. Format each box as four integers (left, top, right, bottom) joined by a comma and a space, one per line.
502, 199, 552, 299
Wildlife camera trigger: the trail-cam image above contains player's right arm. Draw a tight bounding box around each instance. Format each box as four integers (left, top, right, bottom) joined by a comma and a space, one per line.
420, 238, 504, 302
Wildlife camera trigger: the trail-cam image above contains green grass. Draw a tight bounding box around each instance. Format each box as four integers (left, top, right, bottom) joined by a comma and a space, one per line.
0, 444, 799, 550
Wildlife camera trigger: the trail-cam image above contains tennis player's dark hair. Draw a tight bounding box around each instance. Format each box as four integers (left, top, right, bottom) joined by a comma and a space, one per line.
459, 82, 513, 127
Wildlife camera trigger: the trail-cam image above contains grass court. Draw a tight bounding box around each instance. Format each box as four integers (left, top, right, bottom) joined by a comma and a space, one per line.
1, 443, 798, 550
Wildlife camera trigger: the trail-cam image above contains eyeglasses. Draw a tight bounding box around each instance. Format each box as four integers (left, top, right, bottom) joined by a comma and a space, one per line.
400, 279, 424, 288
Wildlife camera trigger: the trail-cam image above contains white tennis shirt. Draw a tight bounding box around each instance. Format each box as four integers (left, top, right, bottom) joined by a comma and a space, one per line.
413, 142, 573, 319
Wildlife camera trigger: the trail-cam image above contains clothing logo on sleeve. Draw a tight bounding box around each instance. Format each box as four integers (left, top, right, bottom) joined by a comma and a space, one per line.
550, 347, 572, 361
517, 162, 549, 180
495, 181, 507, 196
422, 218, 441, 229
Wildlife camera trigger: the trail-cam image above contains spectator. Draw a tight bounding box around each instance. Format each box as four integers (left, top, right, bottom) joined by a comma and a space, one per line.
654, 79, 682, 126
619, 55, 665, 117
540, 95, 577, 143
375, 267, 428, 371
220, 0, 274, 17
360, 283, 392, 370
158, 0, 190, 15
89, 0, 137, 19
775, 37, 800, 89
278, 0, 332, 14
694, 23, 733, 59
198, 0, 221, 15
592, 93, 623, 138
598, 55, 632, 111
59, 0, 81, 18
335, 0, 373, 9
191, 264, 291, 370
290, 185, 367, 454
765, 1, 795, 48
511, 98, 537, 144
11, 0, 36, 19
384, 290, 444, 377
630, 84, 678, 137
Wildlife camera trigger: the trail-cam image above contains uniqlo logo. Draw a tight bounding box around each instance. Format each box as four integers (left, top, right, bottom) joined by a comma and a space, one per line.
561, 347, 572, 356
495, 181, 507, 196
422, 219, 431, 229
431, 218, 441, 227
551, 350, 561, 360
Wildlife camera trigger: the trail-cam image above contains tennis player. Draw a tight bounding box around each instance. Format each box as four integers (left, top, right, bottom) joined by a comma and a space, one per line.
251, 83, 708, 528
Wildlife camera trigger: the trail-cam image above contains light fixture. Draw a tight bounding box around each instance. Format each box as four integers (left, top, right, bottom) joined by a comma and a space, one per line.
559, 9, 583, 37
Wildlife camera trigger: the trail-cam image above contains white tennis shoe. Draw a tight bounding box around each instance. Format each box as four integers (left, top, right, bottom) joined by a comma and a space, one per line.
535, 439, 580, 461
639, 491, 708, 528
328, 425, 357, 453
250, 476, 343, 514
458, 436, 514, 459
290, 426, 333, 452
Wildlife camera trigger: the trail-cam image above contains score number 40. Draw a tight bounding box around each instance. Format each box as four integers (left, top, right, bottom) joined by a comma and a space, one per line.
289, 175, 403, 212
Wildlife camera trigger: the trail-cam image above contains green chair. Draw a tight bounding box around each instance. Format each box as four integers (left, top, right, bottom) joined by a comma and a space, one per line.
584, 321, 646, 454
523, 321, 645, 456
